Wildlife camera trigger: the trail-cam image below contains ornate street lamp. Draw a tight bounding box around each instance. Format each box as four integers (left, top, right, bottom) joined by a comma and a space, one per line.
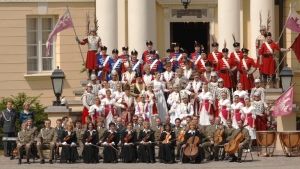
50, 66, 66, 106
279, 65, 294, 92
181, 0, 191, 9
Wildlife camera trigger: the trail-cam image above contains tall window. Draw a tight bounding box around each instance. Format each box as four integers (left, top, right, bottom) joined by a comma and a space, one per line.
27, 16, 55, 73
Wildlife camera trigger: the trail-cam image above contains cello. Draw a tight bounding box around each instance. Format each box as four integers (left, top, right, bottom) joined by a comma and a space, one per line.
184, 132, 200, 159
215, 123, 224, 143
224, 125, 247, 154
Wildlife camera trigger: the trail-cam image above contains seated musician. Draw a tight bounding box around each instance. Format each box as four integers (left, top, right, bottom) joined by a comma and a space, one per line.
158, 123, 176, 164
174, 118, 184, 160
37, 119, 57, 164
82, 122, 99, 164
212, 116, 227, 161
202, 116, 216, 161
133, 116, 144, 139
102, 122, 119, 163
96, 117, 107, 145
17, 122, 34, 165
138, 121, 155, 164
222, 119, 236, 160
27, 118, 39, 159
181, 122, 204, 163
60, 122, 77, 163
225, 119, 250, 163
121, 122, 137, 163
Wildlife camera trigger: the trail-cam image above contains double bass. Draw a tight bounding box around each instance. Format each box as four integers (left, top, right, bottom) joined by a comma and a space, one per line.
224, 125, 247, 154
184, 133, 200, 158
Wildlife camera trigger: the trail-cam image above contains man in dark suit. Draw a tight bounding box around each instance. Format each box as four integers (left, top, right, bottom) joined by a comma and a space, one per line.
0, 101, 17, 157
115, 117, 126, 145
162, 115, 175, 128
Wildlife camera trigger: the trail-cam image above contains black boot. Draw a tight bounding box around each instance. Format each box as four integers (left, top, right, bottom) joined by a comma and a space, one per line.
229, 156, 237, 162
237, 158, 242, 163
18, 159, 21, 165
26, 159, 30, 164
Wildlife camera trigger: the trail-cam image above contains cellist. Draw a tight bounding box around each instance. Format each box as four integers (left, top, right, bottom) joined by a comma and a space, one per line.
181, 122, 204, 163
225, 119, 250, 163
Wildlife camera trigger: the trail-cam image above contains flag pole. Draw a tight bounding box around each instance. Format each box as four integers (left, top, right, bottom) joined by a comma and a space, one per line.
276, 2, 297, 44
66, 4, 85, 64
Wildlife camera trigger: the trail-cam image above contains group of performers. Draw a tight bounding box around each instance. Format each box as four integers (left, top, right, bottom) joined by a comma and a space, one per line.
14, 15, 291, 164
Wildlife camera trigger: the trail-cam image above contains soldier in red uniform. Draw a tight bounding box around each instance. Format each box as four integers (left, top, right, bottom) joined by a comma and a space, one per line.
177, 48, 192, 70
119, 46, 129, 65
144, 50, 162, 74
208, 37, 223, 70
259, 32, 290, 88
238, 48, 257, 91
195, 46, 208, 73
142, 41, 159, 66
96, 46, 111, 81
171, 42, 181, 59
216, 43, 235, 89
189, 41, 201, 63
230, 36, 242, 90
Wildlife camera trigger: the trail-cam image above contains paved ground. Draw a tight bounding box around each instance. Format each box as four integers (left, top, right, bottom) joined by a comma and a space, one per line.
0, 150, 299, 169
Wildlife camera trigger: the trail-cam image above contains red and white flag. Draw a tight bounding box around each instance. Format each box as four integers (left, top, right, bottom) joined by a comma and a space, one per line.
286, 7, 300, 32
272, 86, 294, 117
291, 33, 300, 62
46, 9, 74, 57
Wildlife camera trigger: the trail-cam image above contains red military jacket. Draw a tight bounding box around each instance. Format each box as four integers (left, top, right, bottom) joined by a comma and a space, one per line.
229, 51, 243, 66
259, 41, 281, 55
208, 51, 223, 68
196, 59, 208, 72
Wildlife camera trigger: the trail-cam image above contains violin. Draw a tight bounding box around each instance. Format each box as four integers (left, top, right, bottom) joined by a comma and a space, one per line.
215, 124, 224, 143
85, 131, 96, 143
162, 133, 172, 144
184, 132, 200, 158
224, 125, 247, 154
177, 130, 186, 142
124, 130, 135, 143
142, 131, 155, 142
106, 133, 115, 143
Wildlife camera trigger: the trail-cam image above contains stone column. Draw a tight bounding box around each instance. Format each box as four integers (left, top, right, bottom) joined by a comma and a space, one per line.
250, 0, 275, 58
96, 0, 118, 55
218, 0, 240, 52
128, 0, 156, 58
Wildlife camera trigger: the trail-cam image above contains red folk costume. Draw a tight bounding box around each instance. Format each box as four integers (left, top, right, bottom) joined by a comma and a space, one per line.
81, 90, 95, 125
145, 57, 162, 74
208, 51, 223, 69
259, 41, 281, 75
229, 45, 243, 88
238, 48, 256, 90
117, 92, 136, 125
216, 57, 234, 88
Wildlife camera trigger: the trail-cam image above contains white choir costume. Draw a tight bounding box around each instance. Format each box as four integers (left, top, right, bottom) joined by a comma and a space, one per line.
241, 106, 256, 139
218, 99, 231, 125
88, 104, 103, 122
175, 95, 194, 125
230, 102, 244, 129
113, 91, 125, 116
198, 91, 214, 125
167, 87, 181, 124
153, 79, 169, 122
101, 98, 117, 129
233, 90, 248, 106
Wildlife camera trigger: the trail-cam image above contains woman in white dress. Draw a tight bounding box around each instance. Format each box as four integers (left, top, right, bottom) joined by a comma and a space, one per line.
153, 72, 169, 122
230, 95, 244, 129
101, 90, 117, 129
218, 92, 231, 126
98, 80, 113, 99
233, 83, 248, 106
167, 83, 181, 124
113, 83, 125, 116
88, 96, 103, 122
135, 93, 151, 122
176, 93, 194, 125
241, 97, 256, 149
145, 83, 158, 126
198, 83, 214, 125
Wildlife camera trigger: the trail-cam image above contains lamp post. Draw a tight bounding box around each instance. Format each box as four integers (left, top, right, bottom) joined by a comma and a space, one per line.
181, 0, 191, 9
279, 65, 294, 92
50, 66, 66, 106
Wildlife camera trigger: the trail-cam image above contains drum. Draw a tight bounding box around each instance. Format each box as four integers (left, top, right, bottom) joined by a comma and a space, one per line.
256, 131, 277, 157
278, 131, 300, 157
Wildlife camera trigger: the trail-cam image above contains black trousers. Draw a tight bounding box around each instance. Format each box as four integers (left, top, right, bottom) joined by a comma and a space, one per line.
3, 132, 15, 155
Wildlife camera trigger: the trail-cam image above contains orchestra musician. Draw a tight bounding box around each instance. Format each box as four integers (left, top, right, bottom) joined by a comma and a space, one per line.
222, 119, 236, 160
174, 118, 184, 160
60, 122, 78, 164
102, 122, 119, 163
158, 124, 176, 164
138, 121, 155, 164
74, 119, 84, 160
181, 122, 204, 163
121, 122, 137, 163
225, 119, 250, 163
82, 122, 99, 164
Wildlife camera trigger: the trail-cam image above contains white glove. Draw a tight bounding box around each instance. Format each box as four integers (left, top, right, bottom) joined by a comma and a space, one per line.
71, 142, 76, 146
85, 142, 91, 145
62, 142, 67, 145
75, 37, 81, 44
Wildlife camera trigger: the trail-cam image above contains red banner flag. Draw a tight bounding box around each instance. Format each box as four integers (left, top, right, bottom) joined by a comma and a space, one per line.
272, 86, 294, 117
291, 34, 300, 62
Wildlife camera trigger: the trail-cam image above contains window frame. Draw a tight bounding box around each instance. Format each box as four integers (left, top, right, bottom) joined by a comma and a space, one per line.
26, 15, 56, 74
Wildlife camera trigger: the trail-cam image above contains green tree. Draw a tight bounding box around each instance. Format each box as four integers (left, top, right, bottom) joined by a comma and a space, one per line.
0, 93, 47, 149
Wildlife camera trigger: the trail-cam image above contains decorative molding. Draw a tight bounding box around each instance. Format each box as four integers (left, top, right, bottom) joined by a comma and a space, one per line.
0, 0, 94, 2
164, 7, 169, 18
157, 0, 217, 8
160, 3, 217, 8
38, 2, 48, 14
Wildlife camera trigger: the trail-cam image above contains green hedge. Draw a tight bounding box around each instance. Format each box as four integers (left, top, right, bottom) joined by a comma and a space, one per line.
0, 93, 47, 149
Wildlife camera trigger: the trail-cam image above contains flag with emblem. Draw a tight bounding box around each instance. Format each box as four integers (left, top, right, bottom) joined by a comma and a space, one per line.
286, 7, 300, 32
46, 9, 74, 57
272, 86, 294, 117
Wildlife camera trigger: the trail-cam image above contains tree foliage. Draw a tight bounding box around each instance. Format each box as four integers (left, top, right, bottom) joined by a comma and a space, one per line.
0, 93, 47, 149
